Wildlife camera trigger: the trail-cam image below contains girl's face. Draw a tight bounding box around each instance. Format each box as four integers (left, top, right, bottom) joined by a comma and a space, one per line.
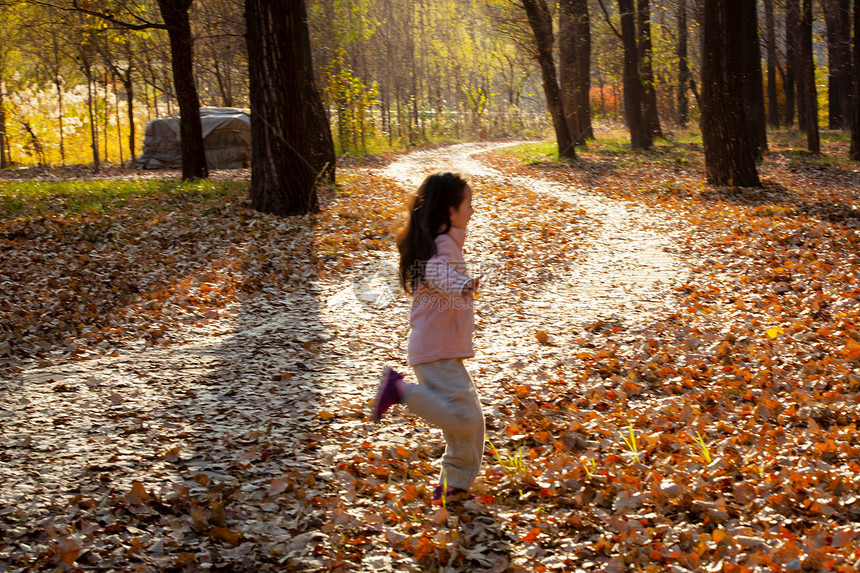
449, 184, 474, 230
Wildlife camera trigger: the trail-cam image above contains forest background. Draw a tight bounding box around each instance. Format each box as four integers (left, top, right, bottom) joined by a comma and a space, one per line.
0, 0, 853, 169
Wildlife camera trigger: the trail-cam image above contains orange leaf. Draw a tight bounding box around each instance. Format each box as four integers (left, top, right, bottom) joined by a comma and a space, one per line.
209, 527, 241, 546
843, 340, 860, 360
522, 527, 541, 543
124, 481, 151, 505
54, 538, 81, 565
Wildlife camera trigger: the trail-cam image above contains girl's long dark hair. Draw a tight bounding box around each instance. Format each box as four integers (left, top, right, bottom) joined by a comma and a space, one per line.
397, 172, 469, 293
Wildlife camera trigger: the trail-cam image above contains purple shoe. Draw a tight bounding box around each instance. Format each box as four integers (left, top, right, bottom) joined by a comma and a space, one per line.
432, 485, 474, 505
371, 366, 404, 423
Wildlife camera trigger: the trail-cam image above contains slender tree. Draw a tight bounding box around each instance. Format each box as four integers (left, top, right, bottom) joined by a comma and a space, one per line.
617, 0, 650, 149
156, 0, 207, 179
677, 0, 690, 127
764, 0, 779, 126
741, 0, 767, 156
0, 3, 10, 169
0, 85, 6, 169
245, 0, 335, 215
521, 0, 576, 159
785, 0, 800, 126
58, 0, 208, 178
823, 0, 852, 130
702, 0, 760, 187
853, 0, 860, 160
559, 0, 593, 144
76, 21, 101, 172
800, 0, 819, 153
677, 0, 693, 127
637, 0, 662, 138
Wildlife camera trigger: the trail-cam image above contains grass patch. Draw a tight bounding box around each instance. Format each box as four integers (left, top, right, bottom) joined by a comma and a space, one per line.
0, 179, 247, 221
502, 135, 704, 170
498, 140, 561, 164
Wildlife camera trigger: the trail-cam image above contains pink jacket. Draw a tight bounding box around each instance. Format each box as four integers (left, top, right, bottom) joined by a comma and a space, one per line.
407, 227, 475, 366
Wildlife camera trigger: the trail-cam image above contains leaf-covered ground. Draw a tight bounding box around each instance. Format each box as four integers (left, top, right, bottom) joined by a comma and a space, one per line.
2, 136, 860, 572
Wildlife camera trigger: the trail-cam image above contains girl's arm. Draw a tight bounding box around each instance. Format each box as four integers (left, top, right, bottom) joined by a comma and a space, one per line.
425, 258, 472, 296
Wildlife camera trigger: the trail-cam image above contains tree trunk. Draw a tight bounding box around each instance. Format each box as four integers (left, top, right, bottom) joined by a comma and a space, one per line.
102, 74, 110, 164
157, 0, 207, 180
741, 0, 767, 156
245, 0, 334, 216
764, 0, 779, 126
83, 61, 100, 173
677, 0, 690, 127
300, 0, 335, 180
0, 81, 6, 169
619, 0, 651, 149
113, 76, 123, 165
851, 0, 859, 160
637, 0, 662, 138
559, 0, 593, 145
522, 0, 576, 159
824, 0, 852, 130
801, 0, 820, 153
785, 0, 800, 126
55, 77, 66, 166
123, 74, 136, 163
52, 34, 66, 166
702, 0, 761, 187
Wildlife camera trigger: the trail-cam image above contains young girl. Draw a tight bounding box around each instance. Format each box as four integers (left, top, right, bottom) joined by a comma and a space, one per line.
371, 171, 484, 504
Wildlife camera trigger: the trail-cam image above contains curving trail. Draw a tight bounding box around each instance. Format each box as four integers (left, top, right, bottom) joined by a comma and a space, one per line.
380, 142, 689, 346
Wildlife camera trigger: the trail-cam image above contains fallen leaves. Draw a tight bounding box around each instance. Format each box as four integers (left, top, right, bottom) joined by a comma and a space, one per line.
4, 138, 860, 571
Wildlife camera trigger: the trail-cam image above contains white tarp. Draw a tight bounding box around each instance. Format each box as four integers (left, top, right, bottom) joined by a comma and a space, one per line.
137, 107, 251, 169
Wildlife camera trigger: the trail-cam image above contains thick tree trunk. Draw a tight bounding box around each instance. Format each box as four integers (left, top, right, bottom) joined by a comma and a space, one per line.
824, 0, 852, 130
559, 0, 593, 144
801, 0, 820, 153
245, 0, 334, 215
619, 0, 651, 149
741, 0, 767, 156
852, 0, 860, 160
764, 0, 779, 127
702, 0, 760, 187
785, 0, 800, 126
522, 0, 576, 159
637, 0, 662, 139
677, 0, 690, 127
157, 0, 207, 180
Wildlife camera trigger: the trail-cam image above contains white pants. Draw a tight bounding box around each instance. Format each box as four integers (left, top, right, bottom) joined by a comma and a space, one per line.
405, 358, 485, 490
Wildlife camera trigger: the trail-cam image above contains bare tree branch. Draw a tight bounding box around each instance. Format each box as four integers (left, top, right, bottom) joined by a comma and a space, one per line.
596, 0, 623, 40
25, 0, 166, 30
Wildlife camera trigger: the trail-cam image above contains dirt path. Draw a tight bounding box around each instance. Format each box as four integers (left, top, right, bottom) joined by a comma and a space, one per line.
378, 142, 691, 359
1, 142, 695, 571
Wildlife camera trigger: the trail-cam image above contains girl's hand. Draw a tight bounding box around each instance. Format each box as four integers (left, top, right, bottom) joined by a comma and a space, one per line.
466, 274, 484, 298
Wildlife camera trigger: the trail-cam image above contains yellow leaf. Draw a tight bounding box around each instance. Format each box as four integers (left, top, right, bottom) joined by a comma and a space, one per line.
766, 326, 784, 339
318, 410, 334, 421
535, 331, 549, 344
